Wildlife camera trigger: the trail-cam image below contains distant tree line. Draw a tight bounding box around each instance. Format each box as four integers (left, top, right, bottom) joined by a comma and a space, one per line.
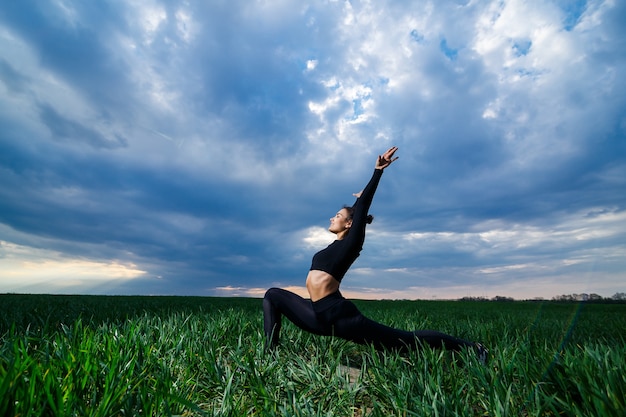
459, 296, 515, 302
459, 292, 626, 302
551, 292, 626, 302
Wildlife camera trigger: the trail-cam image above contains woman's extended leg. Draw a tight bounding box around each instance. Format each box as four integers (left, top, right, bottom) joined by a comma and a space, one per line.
263, 287, 330, 348
321, 298, 474, 351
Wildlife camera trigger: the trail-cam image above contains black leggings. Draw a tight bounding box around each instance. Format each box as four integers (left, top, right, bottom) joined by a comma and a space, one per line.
263, 288, 473, 352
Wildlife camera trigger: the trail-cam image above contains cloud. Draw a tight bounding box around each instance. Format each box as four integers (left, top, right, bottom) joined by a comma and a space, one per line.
0, 238, 146, 294
0, 0, 624, 299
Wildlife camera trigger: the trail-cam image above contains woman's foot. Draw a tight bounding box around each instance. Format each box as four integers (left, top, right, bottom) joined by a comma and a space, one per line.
474, 342, 489, 365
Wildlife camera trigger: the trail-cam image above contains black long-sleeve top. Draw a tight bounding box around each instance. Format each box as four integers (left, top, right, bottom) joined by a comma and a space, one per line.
309, 169, 383, 282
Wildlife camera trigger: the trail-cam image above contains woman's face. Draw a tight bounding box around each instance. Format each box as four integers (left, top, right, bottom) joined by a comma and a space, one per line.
328, 208, 352, 234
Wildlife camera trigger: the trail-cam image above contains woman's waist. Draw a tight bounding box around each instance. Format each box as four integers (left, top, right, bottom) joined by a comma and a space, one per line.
306, 270, 340, 301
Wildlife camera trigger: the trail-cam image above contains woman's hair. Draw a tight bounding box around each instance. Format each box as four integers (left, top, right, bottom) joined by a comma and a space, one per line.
343, 205, 374, 224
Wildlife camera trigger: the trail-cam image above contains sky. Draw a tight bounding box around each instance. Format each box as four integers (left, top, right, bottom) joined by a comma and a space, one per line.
0, 0, 624, 300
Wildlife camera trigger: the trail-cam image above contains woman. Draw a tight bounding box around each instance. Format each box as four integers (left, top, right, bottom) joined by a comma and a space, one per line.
263, 147, 487, 362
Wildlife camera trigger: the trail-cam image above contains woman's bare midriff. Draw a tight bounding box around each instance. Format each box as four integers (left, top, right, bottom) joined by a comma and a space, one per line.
306, 270, 340, 302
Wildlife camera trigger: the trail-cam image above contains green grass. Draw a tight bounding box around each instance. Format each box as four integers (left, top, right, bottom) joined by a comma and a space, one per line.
1, 294, 625, 416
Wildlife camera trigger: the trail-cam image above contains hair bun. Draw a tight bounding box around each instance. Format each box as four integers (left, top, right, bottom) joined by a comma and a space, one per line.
366, 215, 374, 224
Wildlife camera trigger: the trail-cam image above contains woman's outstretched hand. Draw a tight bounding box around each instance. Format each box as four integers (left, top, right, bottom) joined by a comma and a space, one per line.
375, 146, 399, 170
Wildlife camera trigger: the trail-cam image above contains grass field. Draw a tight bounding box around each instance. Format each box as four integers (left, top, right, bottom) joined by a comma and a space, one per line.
1, 294, 625, 416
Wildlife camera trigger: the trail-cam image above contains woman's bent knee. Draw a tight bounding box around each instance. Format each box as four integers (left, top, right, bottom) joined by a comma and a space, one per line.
264, 287, 281, 300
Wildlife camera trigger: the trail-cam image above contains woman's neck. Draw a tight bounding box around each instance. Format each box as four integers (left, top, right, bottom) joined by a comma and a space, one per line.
335, 229, 349, 240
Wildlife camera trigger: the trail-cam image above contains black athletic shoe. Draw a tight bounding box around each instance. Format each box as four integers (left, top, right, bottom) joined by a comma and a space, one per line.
474, 342, 489, 365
